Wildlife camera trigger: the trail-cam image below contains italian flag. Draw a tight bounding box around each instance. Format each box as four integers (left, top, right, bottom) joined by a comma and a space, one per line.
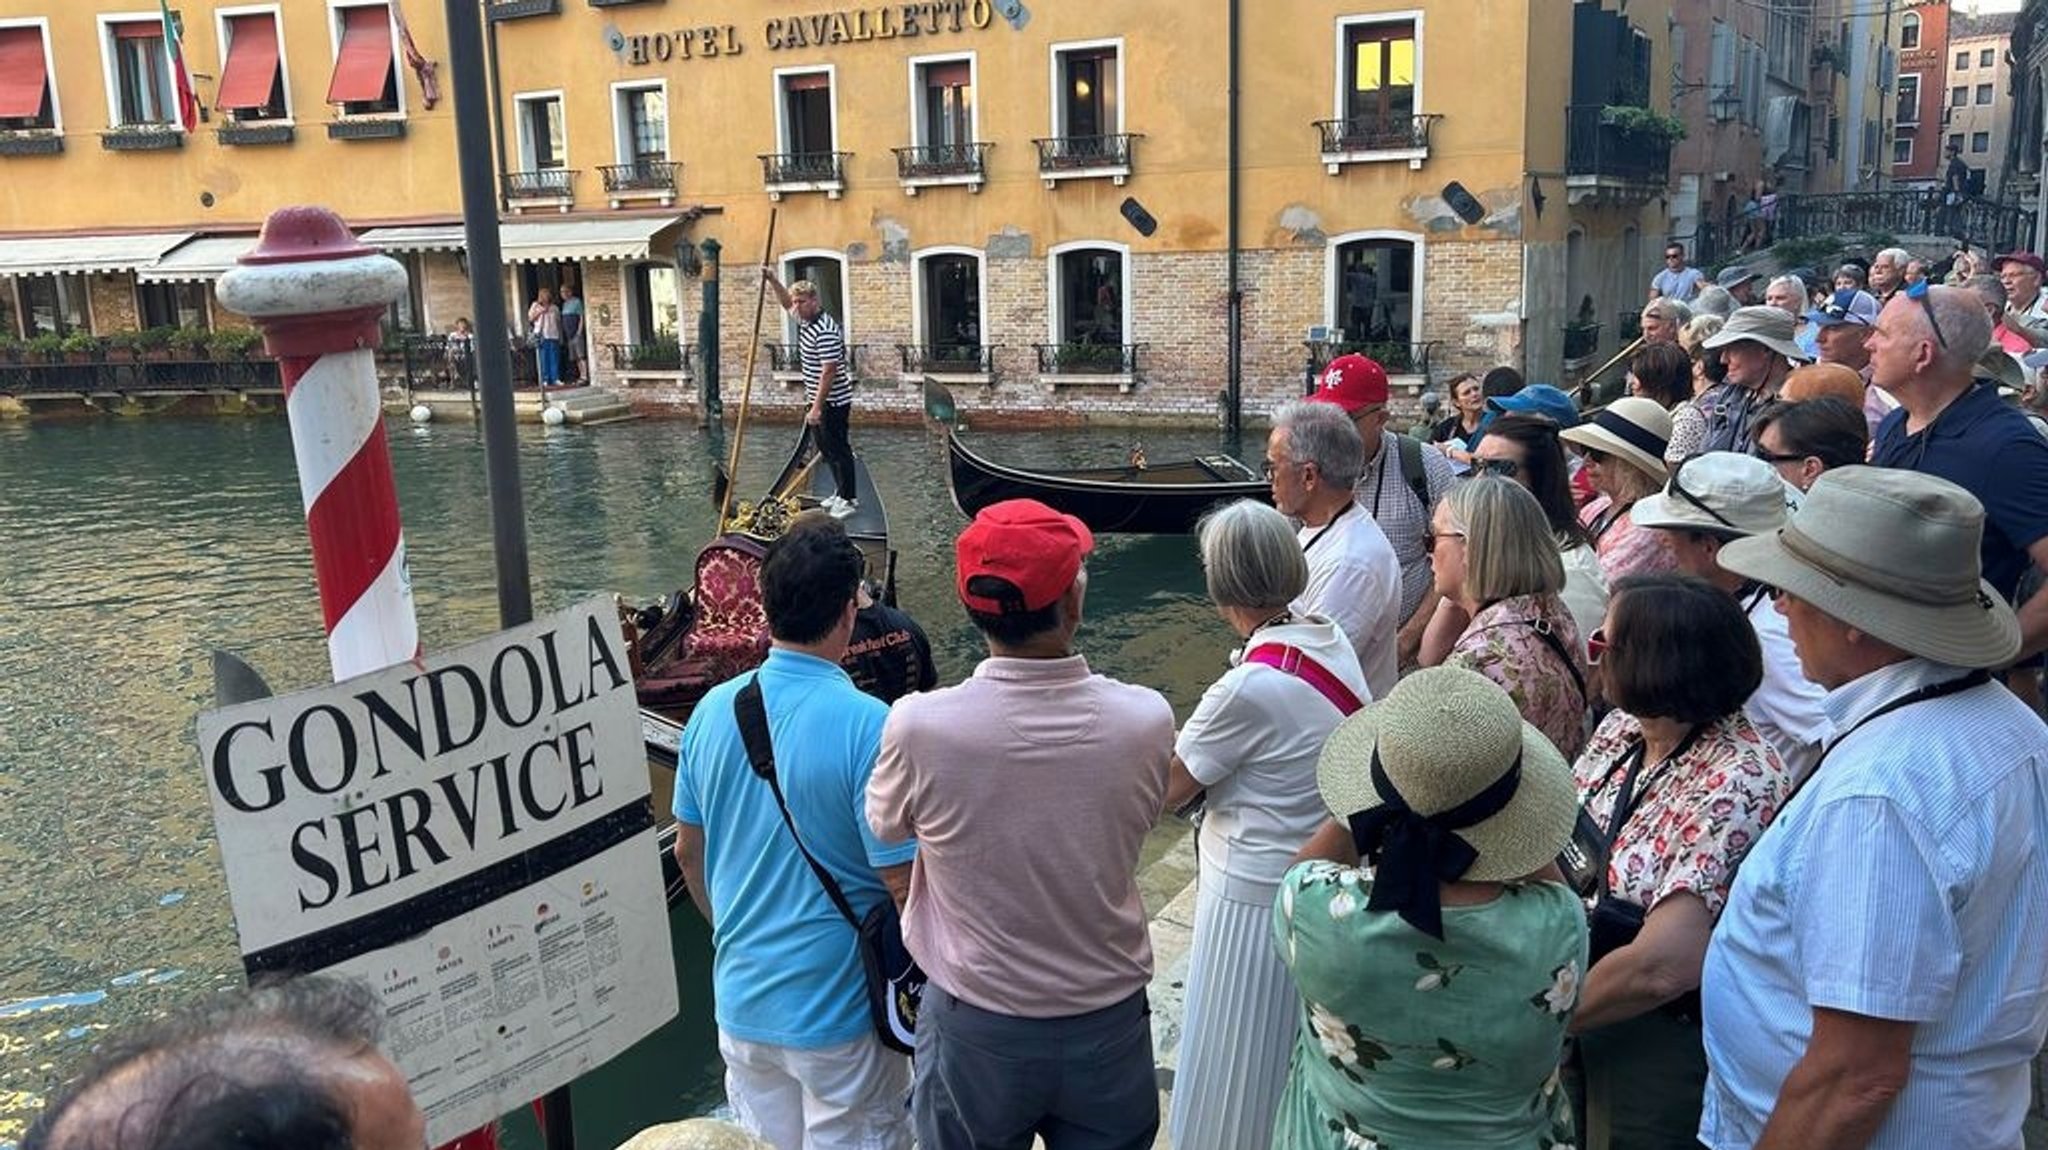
159, 0, 197, 131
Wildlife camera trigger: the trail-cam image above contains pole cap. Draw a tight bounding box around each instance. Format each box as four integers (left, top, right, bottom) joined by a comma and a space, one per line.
238, 206, 376, 266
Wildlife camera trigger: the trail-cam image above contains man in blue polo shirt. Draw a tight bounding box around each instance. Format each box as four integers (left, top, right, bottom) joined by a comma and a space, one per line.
1868, 283, 2048, 660
672, 520, 916, 1150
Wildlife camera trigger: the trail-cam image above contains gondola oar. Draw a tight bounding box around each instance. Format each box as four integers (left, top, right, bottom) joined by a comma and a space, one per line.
716, 208, 780, 531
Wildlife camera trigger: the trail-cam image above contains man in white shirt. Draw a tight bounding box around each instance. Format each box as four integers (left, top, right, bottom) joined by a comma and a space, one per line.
1651, 242, 1705, 302
1630, 452, 1830, 779
1704, 466, 2048, 1149
1264, 400, 1402, 697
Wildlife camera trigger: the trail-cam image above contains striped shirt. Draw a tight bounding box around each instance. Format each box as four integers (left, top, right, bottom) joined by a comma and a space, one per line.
1698, 658, 2048, 1149
796, 309, 853, 406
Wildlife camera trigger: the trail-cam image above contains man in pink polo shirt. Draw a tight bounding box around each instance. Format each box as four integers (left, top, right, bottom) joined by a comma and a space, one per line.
869, 499, 1173, 1150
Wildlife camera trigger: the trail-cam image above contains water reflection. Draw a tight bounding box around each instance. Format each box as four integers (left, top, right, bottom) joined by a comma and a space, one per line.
0, 413, 1247, 1140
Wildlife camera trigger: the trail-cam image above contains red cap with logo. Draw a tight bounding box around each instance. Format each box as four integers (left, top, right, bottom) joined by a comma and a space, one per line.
955, 499, 1096, 614
1310, 353, 1390, 413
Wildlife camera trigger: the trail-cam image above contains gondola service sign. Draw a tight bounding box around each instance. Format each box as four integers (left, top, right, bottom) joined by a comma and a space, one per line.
195, 596, 678, 1143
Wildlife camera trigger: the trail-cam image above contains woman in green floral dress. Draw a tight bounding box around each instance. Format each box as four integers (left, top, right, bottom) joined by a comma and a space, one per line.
1271, 666, 1588, 1149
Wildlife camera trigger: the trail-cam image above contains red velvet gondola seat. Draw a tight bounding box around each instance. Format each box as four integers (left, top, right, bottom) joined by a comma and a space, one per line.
635, 535, 771, 721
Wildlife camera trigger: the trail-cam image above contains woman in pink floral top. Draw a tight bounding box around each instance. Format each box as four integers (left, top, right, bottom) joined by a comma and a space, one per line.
1567, 574, 1794, 1149
1561, 397, 1682, 585
1430, 478, 1590, 759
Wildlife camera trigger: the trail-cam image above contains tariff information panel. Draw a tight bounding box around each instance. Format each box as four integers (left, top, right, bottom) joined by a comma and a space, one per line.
195, 596, 679, 1142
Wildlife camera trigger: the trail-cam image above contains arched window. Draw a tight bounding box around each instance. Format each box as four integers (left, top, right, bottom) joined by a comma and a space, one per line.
779, 249, 849, 344
1047, 241, 1128, 347
1328, 233, 1420, 351
1900, 12, 1920, 51
913, 247, 985, 369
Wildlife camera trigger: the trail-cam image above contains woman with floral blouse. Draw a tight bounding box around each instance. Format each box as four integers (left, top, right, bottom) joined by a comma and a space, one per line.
1431, 477, 1591, 759
1274, 666, 1587, 1149
1568, 574, 1794, 1148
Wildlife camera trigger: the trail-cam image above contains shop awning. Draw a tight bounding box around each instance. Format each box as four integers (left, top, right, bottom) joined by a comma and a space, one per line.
0, 27, 49, 120
326, 5, 394, 105
216, 15, 281, 111
135, 234, 261, 283
0, 231, 194, 277
359, 216, 685, 263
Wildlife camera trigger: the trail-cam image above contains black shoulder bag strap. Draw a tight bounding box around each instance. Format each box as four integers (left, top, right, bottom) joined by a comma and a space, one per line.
1396, 434, 1432, 511
1595, 723, 1707, 901
734, 675, 862, 931
1781, 669, 1992, 809
1526, 618, 1589, 705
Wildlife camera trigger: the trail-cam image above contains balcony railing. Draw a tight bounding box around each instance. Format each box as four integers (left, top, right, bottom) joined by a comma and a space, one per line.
1032, 133, 1139, 178
1302, 339, 1440, 386
488, 0, 560, 18
762, 342, 876, 376
893, 142, 991, 182
327, 117, 406, 140
501, 168, 576, 202
1564, 104, 1670, 190
760, 150, 849, 186
0, 354, 280, 397
898, 343, 996, 376
1773, 189, 2037, 254
1035, 342, 1142, 375
217, 121, 293, 146
0, 131, 63, 155
609, 340, 690, 372
1314, 113, 1440, 156
598, 159, 679, 195
101, 125, 182, 151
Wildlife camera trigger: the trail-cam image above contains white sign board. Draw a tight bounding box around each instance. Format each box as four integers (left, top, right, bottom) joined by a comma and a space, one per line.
195, 596, 679, 1143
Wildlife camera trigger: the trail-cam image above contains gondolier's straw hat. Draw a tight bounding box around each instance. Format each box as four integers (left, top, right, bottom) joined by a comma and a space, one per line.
1718, 466, 2021, 668
1559, 396, 1671, 483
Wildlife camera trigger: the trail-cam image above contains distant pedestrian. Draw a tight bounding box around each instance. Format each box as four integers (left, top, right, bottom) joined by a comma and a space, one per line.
527, 286, 563, 388
559, 281, 586, 385
1651, 243, 1705, 302
870, 499, 1172, 1150
765, 269, 859, 518
1164, 499, 1369, 1150
445, 316, 475, 387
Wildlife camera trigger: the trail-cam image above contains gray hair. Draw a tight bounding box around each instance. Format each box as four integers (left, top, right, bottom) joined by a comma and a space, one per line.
1196, 499, 1309, 611
1690, 286, 1734, 319
1678, 313, 1725, 355
1920, 284, 1994, 377
1834, 263, 1868, 287
1964, 273, 2007, 313
1767, 274, 1806, 302
1875, 247, 1911, 268
1439, 478, 1564, 601
1271, 399, 1365, 488
1642, 296, 1693, 325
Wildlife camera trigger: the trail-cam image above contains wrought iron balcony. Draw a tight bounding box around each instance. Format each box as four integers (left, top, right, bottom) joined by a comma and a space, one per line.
488, 0, 560, 18
0, 131, 63, 156
1032, 133, 1140, 183
898, 343, 996, 376
759, 150, 850, 196
763, 342, 875, 376
1302, 339, 1440, 381
1563, 104, 1669, 201
217, 122, 293, 146
599, 159, 679, 196
1314, 113, 1440, 171
327, 118, 406, 140
1035, 342, 1142, 375
609, 340, 690, 372
1561, 322, 1603, 363
501, 168, 577, 203
893, 142, 991, 184
101, 125, 183, 151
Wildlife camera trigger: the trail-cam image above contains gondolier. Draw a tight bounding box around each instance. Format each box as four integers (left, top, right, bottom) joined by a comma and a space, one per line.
766, 268, 858, 519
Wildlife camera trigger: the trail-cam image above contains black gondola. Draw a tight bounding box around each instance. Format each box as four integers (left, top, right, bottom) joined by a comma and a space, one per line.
926, 379, 1270, 534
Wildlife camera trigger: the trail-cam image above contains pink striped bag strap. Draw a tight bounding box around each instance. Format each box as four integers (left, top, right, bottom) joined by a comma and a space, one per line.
1244, 643, 1365, 715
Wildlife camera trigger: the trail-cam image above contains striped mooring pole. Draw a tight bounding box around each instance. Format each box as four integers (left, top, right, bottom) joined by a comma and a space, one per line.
217, 206, 419, 680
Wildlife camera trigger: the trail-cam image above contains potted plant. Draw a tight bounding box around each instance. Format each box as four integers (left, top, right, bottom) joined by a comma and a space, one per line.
0, 332, 21, 363
104, 329, 144, 362
26, 332, 64, 362
1599, 105, 1687, 147
168, 325, 210, 359
1053, 343, 1124, 372
60, 330, 102, 363
207, 328, 261, 360
137, 325, 178, 360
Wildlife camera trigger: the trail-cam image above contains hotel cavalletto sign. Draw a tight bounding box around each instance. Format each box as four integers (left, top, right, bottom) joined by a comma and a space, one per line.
620, 0, 995, 64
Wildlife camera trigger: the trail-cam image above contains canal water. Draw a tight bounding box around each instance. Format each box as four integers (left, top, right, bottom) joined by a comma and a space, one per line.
0, 412, 1248, 1146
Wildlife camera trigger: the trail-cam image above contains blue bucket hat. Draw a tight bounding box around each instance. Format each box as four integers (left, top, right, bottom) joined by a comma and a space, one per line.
1487, 384, 1581, 429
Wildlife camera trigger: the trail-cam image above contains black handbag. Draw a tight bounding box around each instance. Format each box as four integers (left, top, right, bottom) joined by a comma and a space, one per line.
734, 676, 924, 1054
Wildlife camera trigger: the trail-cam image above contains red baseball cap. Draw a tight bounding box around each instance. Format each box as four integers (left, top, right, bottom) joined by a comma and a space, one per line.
1310, 353, 1390, 413
956, 499, 1095, 614
1995, 251, 2047, 275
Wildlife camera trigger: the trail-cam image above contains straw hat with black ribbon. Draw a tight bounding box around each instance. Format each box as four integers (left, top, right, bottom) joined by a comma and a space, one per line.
1560, 396, 1673, 483
1718, 466, 2021, 668
1315, 665, 1579, 940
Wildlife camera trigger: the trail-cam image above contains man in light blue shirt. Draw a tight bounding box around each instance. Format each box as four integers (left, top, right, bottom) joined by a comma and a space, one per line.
673, 520, 916, 1150
1650, 241, 1705, 302
1709, 466, 2048, 1149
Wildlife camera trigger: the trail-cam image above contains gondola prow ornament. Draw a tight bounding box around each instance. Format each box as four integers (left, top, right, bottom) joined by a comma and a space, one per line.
218, 207, 418, 680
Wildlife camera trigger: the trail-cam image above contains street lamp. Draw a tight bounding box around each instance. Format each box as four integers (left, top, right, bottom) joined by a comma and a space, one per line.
1709, 88, 1743, 122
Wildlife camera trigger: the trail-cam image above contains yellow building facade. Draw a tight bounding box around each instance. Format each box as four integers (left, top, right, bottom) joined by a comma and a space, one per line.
0, 0, 1676, 423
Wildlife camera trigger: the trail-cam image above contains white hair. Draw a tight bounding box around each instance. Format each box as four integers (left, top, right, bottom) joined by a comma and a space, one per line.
1875, 247, 1911, 267
1767, 274, 1806, 300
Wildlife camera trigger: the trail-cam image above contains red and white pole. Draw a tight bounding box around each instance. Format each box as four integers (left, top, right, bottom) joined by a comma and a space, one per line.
218, 206, 419, 680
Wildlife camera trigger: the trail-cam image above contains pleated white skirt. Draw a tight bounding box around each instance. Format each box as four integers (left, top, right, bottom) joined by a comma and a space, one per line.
1167, 871, 1299, 1150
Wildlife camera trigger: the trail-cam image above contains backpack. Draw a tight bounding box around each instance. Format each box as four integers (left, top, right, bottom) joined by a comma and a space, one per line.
1394, 434, 1432, 510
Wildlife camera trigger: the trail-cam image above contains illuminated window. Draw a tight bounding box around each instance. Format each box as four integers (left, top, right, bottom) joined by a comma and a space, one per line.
1345, 19, 1416, 128
1055, 46, 1118, 140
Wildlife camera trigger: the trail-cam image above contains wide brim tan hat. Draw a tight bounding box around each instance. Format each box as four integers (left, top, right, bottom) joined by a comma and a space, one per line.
1703, 304, 1811, 362
1560, 396, 1672, 482
1718, 465, 2021, 668
1317, 666, 1578, 884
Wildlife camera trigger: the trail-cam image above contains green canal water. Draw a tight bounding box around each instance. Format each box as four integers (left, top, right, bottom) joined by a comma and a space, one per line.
0, 413, 1247, 1147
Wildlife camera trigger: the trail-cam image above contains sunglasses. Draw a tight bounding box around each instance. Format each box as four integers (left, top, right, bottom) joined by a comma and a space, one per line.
1576, 445, 1612, 464
1587, 627, 1611, 666
1470, 457, 1521, 478
1905, 278, 1950, 349
1665, 466, 1737, 530
1423, 529, 1466, 555
1753, 447, 1808, 465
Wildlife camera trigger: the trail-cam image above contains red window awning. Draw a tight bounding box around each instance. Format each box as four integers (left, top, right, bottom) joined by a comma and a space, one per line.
784, 71, 830, 92
326, 6, 394, 105
112, 21, 163, 39
216, 15, 280, 111
924, 62, 970, 88
0, 27, 49, 119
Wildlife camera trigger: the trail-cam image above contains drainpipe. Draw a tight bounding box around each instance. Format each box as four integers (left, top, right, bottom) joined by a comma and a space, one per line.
486, 4, 509, 199
1225, 0, 1242, 437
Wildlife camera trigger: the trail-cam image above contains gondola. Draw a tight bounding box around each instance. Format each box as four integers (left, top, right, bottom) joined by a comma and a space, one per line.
925, 379, 1270, 534
628, 432, 894, 904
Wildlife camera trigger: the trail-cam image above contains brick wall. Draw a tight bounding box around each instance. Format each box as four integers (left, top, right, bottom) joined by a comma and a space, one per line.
88, 275, 139, 335
418, 253, 472, 334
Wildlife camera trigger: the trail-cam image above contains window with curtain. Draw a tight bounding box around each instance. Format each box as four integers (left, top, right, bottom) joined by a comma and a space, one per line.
1056, 47, 1118, 139
217, 13, 285, 121
1344, 22, 1415, 128
19, 274, 87, 335
110, 21, 173, 126
0, 26, 56, 130
918, 59, 972, 152
617, 85, 665, 163
1055, 249, 1123, 345
781, 71, 833, 155
138, 282, 209, 330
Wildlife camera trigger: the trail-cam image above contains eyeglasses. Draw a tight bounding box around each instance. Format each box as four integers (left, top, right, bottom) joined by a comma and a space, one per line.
1423, 530, 1466, 555
1261, 458, 1298, 480
1664, 465, 1737, 529
1470, 457, 1521, 478
1905, 278, 1950, 349
1587, 627, 1611, 666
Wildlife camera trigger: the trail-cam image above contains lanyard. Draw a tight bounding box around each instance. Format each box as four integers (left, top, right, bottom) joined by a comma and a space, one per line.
1303, 501, 1354, 555
1784, 670, 1991, 807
